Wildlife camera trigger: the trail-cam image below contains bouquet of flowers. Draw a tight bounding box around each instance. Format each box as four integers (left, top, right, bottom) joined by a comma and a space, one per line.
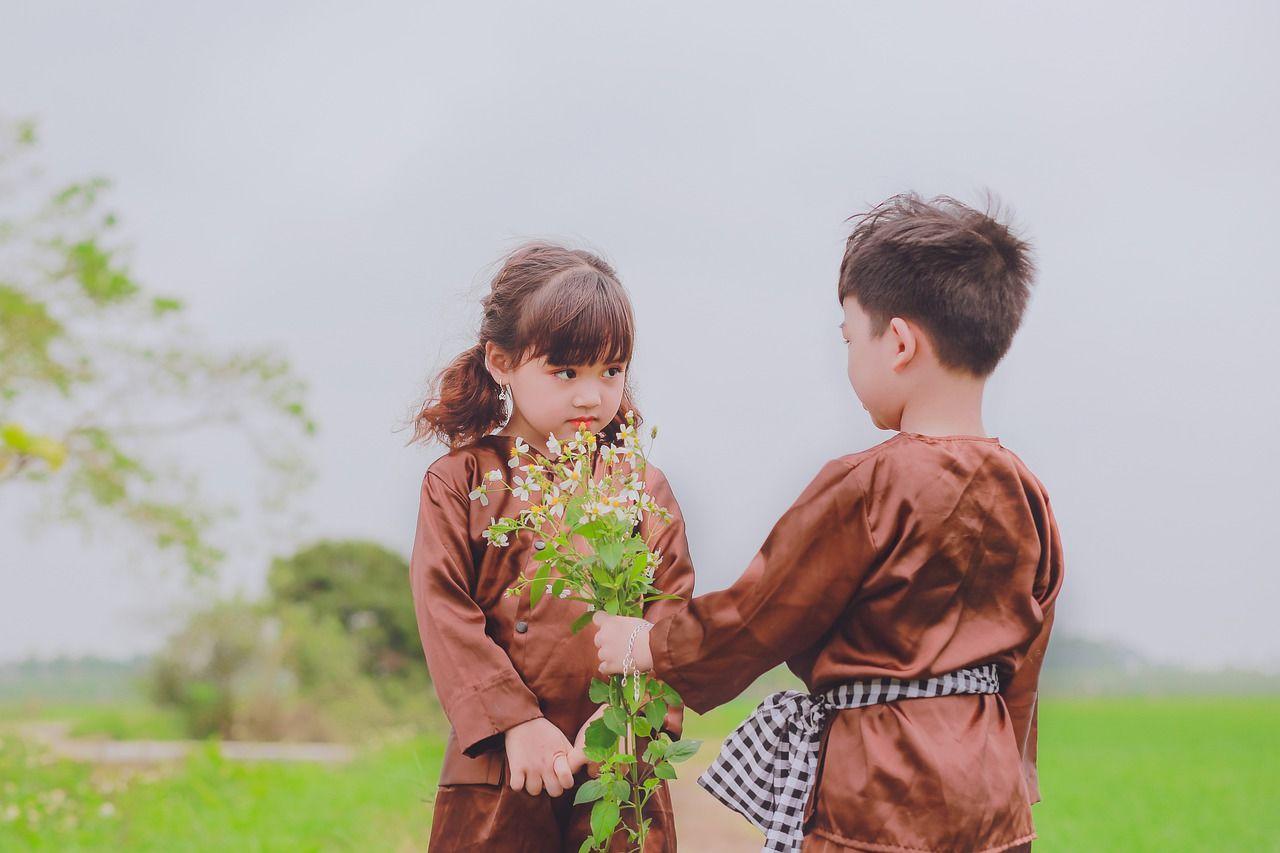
469, 412, 700, 853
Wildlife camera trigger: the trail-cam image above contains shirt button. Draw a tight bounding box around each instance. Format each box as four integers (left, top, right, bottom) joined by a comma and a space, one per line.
515, 620, 529, 634
534, 540, 546, 550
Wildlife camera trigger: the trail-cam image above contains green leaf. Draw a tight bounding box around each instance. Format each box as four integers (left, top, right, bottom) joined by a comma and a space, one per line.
654, 762, 677, 780
151, 296, 183, 316
551, 578, 566, 599
584, 743, 612, 763
603, 707, 628, 737
589, 678, 611, 704
665, 739, 701, 764
533, 546, 558, 561
611, 779, 631, 801
585, 719, 616, 751
642, 593, 684, 603
590, 562, 614, 590
573, 778, 606, 805
591, 799, 620, 843
597, 541, 623, 569
642, 739, 667, 764
642, 777, 661, 791
662, 682, 682, 705
644, 699, 667, 731
632, 716, 652, 738
529, 564, 551, 607
570, 610, 595, 634
575, 519, 605, 539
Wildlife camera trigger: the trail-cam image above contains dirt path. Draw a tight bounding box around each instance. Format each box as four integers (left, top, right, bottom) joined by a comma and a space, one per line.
14, 721, 355, 765
669, 741, 762, 852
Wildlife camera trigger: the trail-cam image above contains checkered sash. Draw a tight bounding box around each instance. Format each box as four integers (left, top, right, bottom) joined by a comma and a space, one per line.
696, 664, 1001, 853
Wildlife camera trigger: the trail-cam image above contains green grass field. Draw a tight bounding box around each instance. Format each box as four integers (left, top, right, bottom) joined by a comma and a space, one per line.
1, 697, 1276, 850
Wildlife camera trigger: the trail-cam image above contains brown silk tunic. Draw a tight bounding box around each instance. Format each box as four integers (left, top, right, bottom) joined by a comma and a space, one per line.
410, 435, 695, 849
648, 433, 1064, 853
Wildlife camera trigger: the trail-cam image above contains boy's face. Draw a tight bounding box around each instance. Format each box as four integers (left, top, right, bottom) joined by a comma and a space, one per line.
491, 351, 628, 445
841, 297, 907, 431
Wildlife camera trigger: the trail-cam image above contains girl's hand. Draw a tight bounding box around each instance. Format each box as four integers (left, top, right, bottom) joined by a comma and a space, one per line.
567, 704, 607, 776
503, 717, 576, 797
592, 613, 653, 675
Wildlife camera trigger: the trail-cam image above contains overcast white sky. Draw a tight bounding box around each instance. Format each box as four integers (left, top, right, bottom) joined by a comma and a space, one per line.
1, 2, 1277, 669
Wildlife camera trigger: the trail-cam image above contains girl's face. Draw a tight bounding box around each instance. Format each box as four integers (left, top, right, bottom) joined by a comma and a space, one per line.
489, 349, 628, 446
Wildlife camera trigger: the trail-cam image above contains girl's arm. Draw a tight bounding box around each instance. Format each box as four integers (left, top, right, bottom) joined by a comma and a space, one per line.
410, 470, 543, 756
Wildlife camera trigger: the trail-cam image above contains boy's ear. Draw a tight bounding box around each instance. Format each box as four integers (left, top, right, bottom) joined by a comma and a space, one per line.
888, 317, 919, 372
484, 342, 515, 385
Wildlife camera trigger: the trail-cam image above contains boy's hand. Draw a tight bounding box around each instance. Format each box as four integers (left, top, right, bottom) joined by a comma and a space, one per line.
503, 717, 575, 797
592, 613, 653, 675
567, 704, 607, 777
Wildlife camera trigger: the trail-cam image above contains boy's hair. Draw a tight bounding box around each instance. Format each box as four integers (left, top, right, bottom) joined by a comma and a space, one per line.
838, 193, 1034, 376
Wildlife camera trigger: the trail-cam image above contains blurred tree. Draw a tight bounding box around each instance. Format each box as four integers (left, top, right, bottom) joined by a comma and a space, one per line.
266, 540, 422, 686
0, 118, 315, 576
150, 598, 397, 741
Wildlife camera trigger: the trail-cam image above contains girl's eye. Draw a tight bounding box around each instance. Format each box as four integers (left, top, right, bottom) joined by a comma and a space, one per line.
554, 368, 576, 381
604, 366, 624, 378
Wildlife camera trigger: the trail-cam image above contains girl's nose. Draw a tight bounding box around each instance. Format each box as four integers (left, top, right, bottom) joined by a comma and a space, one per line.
574, 386, 602, 408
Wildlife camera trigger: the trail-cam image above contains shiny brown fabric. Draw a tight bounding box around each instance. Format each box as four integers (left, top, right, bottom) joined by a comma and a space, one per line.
412, 435, 695, 849
429, 772, 676, 852
648, 433, 1064, 853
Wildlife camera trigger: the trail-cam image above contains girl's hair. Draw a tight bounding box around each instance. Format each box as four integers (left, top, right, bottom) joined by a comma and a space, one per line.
413, 242, 641, 449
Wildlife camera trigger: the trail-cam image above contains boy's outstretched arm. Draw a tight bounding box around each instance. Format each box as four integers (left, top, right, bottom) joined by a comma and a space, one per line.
597, 458, 880, 713
410, 471, 544, 757
638, 466, 696, 737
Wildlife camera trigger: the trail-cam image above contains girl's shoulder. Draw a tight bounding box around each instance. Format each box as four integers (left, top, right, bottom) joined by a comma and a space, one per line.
425, 435, 514, 493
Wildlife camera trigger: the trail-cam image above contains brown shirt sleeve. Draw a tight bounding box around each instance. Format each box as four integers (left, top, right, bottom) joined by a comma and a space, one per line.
639, 467, 697, 737
410, 470, 543, 757
648, 458, 879, 713
1001, 489, 1066, 804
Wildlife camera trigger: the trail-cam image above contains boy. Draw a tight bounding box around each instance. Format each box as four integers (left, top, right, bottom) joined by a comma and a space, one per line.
593, 194, 1063, 853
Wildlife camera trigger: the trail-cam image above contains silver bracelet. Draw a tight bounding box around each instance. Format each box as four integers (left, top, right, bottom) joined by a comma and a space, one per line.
621, 619, 654, 697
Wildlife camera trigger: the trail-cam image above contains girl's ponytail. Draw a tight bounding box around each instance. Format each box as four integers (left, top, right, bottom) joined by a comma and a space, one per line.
412, 343, 505, 449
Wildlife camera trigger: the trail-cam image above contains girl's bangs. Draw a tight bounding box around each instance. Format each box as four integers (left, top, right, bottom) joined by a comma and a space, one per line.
518, 268, 634, 367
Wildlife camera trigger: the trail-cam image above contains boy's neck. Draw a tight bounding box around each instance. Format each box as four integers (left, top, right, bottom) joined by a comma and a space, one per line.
897, 371, 988, 438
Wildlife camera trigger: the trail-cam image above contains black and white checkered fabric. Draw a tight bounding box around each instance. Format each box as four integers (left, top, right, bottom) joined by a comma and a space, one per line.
696, 664, 1001, 853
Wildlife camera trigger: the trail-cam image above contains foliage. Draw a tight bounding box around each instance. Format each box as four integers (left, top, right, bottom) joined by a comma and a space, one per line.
0, 118, 315, 576
149, 598, 405, 742
472, 417, 699, 853
266, 540, 425, 692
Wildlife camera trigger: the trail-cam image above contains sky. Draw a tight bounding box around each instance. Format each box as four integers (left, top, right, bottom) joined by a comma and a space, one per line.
1, 2, 1277, 669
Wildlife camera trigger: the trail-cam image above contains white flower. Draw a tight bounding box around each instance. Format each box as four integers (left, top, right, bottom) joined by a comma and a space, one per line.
482, 526, 510, 547
620, 476, 643, 503
545, 434, 562, 458
586, 603, 595, 612
486, 469, 503, 482
545, 583, 554, 594
558, 588, 571, 599
98, 803, 116, 819
511, 475, 540, 502
468, 486, 489, 507
599, 445, 619, 465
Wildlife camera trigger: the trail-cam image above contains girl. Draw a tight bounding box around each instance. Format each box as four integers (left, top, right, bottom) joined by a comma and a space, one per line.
409, 243, 695, 852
